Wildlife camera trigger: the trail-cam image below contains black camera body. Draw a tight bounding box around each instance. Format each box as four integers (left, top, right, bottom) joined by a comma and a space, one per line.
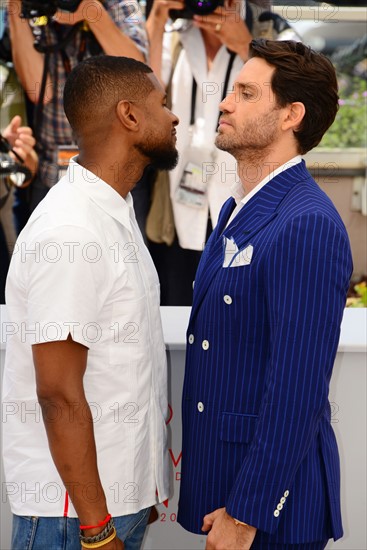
0, 135, 32, 186
169, 0, 224, 20
20, 0, 83, 19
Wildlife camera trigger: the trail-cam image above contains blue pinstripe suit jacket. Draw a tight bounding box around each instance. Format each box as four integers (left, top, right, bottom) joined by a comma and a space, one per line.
177, 161, 352, 543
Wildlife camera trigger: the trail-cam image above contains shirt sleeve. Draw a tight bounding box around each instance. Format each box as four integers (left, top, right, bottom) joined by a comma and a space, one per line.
23, 225, 109, 349
105, 0, 149, 61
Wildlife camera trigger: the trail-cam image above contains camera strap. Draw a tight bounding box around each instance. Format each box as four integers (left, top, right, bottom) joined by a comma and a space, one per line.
190, 51, 237, 128
33, 22, 85, 148
57, 22, 89, 74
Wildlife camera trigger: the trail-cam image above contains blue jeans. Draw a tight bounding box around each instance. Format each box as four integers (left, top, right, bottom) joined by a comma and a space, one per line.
11, 507, 151, 550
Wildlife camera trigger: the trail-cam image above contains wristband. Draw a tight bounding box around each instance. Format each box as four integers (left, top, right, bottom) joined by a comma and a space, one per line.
80, 518, 114, 544
80, 513, 111, 530
81, 527, 117, 548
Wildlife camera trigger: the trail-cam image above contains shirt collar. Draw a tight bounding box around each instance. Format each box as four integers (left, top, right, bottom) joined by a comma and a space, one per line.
66, 157, 133, 232
231, 155, 303, 206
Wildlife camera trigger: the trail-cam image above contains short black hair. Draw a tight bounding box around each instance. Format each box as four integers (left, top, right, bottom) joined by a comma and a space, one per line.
249, 40, 339, 154
63, 55, 154, 135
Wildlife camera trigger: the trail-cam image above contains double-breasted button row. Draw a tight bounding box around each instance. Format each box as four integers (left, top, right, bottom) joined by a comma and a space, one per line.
273, 490, 289, 517
188, 335, 210, 350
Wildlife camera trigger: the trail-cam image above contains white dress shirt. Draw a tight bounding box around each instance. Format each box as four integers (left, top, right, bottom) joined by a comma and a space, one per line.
226, 156, 303, 226
2, 159, 170, 517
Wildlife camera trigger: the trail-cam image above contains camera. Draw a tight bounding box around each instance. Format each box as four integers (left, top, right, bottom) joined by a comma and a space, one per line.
20, 0, 83, 19
169, 0, 224, 20
0, 135, 32, 186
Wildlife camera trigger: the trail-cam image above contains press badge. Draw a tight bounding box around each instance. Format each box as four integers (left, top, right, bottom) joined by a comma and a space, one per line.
175, 118, 217, 209
175, 161, 207, 209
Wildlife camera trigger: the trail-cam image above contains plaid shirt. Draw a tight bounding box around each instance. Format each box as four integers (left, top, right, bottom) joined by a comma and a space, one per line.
29, 0, 148, 188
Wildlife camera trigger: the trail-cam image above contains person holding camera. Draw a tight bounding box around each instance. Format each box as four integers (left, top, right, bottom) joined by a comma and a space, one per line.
0, 114, 38, 302
145, 0, 275, 305
5, 0, 148, 232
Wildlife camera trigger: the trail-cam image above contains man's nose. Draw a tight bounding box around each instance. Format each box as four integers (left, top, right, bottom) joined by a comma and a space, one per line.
171, 110, 179, 126
219, 91, 235, 113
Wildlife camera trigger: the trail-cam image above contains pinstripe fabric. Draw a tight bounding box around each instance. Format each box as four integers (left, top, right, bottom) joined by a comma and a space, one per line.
177, 161, 352, 544
251, 536, 328, 550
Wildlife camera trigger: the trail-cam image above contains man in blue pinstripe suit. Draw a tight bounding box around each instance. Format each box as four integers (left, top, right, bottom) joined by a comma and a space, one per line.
177, 39, 352, 550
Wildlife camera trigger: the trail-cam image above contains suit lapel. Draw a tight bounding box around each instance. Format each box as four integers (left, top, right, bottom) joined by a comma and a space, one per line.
190, 198, 236, 316
189, 161, 310, 325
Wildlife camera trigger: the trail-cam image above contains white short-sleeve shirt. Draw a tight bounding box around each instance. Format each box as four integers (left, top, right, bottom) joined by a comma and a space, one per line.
2, 159, 170, 517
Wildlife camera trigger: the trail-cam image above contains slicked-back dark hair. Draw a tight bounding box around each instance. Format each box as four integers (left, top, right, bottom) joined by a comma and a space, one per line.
249, 39, 339, 154
63, 55, 154, 135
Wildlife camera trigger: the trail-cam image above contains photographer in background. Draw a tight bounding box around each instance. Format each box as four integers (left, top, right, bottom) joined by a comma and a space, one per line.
0, 115, 38, 302
145, 0, 282, 305
5, 0, 148, 232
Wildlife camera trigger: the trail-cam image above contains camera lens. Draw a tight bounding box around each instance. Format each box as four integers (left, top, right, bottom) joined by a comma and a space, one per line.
169, 0, 223, 20
187, 0, 222, 14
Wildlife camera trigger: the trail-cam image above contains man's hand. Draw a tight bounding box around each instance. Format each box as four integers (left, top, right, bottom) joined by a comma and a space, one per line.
192, 0, 252, 60
202, 507, 257, 550
147, 0, 185, 32
3, 115, 38, 186
54, 0, 102, 25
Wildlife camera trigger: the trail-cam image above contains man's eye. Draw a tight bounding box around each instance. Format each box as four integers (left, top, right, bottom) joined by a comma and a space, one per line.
242, 91, 252, 99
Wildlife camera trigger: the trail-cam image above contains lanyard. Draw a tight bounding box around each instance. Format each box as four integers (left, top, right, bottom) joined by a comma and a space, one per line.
190, 51, 237, 128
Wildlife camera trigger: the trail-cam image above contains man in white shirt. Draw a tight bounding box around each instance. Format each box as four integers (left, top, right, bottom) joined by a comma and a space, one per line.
3, 55, 178, 550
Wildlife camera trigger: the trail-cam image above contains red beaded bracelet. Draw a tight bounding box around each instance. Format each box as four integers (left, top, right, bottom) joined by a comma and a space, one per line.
80, 514, 112, 531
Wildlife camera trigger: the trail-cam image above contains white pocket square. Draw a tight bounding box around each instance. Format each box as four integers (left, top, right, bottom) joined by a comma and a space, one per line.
223, 237, 253, 268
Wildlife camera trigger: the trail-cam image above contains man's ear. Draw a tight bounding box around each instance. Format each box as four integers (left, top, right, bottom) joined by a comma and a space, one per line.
116, 100, 141, 131
282, 102, 305, 132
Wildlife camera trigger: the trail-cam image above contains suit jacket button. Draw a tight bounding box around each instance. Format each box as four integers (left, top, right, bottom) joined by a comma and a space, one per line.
197, 402, 204, 412
188, 334, 194, 344
192, 280, 195, 289
277, 503, 283, 511
280, 497, 286, 504
273, 510, 280, 517
223, 295, 232, 305
202, 340, 209, 350
284, 490, 289, 498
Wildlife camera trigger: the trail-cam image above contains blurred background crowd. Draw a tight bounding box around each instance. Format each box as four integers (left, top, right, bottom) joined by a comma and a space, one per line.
1, 0, 366, 305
